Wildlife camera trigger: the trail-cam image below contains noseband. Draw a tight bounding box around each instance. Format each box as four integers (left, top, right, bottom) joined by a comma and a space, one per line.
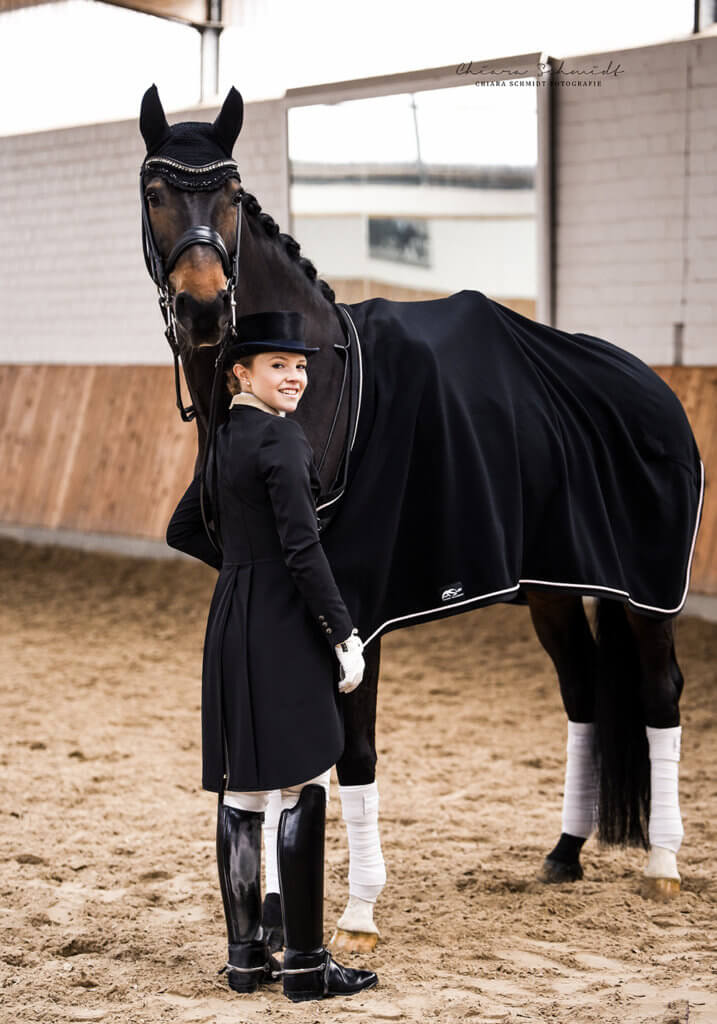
140, 157, 243, 422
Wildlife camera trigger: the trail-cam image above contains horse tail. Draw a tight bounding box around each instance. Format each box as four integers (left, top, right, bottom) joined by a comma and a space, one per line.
594, 598, 650, 847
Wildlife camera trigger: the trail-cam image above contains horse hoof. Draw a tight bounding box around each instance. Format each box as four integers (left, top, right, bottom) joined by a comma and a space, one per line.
539, 857, 583, 884
329, 928, 379, 954
642, 876, 680, 900
263, 924, 284, 953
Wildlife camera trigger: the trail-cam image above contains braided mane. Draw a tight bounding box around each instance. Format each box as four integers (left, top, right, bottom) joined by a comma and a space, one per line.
239, 188, 336, 305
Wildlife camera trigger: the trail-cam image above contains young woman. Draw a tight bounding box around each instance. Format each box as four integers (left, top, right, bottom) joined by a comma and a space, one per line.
166, 311, 378, 1002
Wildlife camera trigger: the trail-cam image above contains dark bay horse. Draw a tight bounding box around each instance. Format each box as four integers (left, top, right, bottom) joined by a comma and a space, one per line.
138, 86, 702, 952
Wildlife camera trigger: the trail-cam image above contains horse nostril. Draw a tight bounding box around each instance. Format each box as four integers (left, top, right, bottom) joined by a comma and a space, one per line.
174, 290, 229, 337
174, 291, 191, 327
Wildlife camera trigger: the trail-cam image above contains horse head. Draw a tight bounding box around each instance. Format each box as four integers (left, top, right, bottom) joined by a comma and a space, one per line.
138, 84, 350, 478
139, 84, 244, 349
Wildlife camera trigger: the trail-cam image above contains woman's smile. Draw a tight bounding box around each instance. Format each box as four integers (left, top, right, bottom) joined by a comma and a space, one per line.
235, 351, 308, 412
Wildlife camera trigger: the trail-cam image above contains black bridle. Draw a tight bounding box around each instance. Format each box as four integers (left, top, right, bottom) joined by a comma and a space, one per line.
139, 159, 359, 552
140, 158, 243, 422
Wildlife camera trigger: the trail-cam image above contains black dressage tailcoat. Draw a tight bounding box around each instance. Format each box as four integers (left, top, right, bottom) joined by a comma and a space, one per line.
166, 405, 354, 793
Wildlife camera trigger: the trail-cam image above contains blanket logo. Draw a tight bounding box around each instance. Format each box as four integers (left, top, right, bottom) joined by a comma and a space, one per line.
441, 581, 464, 602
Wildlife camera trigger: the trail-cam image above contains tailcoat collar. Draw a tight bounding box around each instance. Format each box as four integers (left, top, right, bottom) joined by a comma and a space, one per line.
229, 392, 286, 417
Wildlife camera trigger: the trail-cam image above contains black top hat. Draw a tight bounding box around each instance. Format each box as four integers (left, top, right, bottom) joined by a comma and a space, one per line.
225, 311, 320, 363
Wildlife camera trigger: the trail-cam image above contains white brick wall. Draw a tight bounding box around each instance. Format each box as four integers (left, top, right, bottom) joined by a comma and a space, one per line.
554, 37, 717, 365
2, 34, 716, 367
0, 98, 288, 364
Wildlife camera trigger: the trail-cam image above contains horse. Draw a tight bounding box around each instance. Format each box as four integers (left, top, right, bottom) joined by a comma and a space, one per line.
138, 85, 704, 954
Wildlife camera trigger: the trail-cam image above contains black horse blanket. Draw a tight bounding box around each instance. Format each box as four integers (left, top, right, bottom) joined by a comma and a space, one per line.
320, 290, 704, 648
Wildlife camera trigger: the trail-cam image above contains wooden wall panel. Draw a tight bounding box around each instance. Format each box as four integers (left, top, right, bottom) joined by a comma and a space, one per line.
0, 366, 197, 540
0, 363, 714, 594
655, 366, 717, 596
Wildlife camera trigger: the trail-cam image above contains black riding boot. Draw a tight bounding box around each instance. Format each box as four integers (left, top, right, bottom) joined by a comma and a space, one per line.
216, 802, 278, 993
278, 784, 378, 1002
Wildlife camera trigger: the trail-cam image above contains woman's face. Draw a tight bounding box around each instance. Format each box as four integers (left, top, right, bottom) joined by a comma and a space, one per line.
233, 351, 308, 414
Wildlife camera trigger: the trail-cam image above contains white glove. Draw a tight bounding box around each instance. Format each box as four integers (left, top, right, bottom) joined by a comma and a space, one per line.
334, 629, 365, 694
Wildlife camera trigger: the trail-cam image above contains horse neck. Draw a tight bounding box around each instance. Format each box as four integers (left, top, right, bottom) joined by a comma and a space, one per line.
235, 209, 341, 336
183, 212, 347, 476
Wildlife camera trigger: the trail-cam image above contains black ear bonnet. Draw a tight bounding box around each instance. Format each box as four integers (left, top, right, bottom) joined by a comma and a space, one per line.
139, 84, 245, 290
140, 83, 243, 190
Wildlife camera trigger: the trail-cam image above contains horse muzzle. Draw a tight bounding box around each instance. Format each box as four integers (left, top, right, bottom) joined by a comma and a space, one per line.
173, 290, 232, 348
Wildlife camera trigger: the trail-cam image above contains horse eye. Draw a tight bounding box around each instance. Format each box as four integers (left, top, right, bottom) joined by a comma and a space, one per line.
145, 191, 160, 207
232, 193, 242, 206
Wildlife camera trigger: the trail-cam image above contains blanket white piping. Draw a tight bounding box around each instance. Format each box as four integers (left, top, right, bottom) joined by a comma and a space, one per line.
362, 459, 705, 648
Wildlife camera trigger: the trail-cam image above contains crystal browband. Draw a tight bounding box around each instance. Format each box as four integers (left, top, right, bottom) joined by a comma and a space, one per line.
142, 156, 239, 174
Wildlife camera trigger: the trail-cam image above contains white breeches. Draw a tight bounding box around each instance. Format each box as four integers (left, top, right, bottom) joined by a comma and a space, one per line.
223, 768, 332, 814
224, 770, 332, 896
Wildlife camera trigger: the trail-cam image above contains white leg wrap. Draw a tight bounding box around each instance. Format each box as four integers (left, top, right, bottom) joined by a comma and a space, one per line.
646, 725, 684, 856
338, 782, 386, 903
263, 790, 282, 895
561, 721, 598, 839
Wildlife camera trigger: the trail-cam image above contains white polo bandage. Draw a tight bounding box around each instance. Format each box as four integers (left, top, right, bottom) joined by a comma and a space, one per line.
562, 721, 598, 839
646, 725, 683, 854
339, 781, 386, 902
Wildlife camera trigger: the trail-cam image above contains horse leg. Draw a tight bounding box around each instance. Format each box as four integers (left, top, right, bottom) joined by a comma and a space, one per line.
624, 608, 684, 899
330, 637, 386, 954
526, 591, 598, 884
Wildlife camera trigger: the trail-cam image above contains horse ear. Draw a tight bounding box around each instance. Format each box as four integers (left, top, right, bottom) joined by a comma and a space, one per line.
213, 87, 244, 155
140, 84, 171, 154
